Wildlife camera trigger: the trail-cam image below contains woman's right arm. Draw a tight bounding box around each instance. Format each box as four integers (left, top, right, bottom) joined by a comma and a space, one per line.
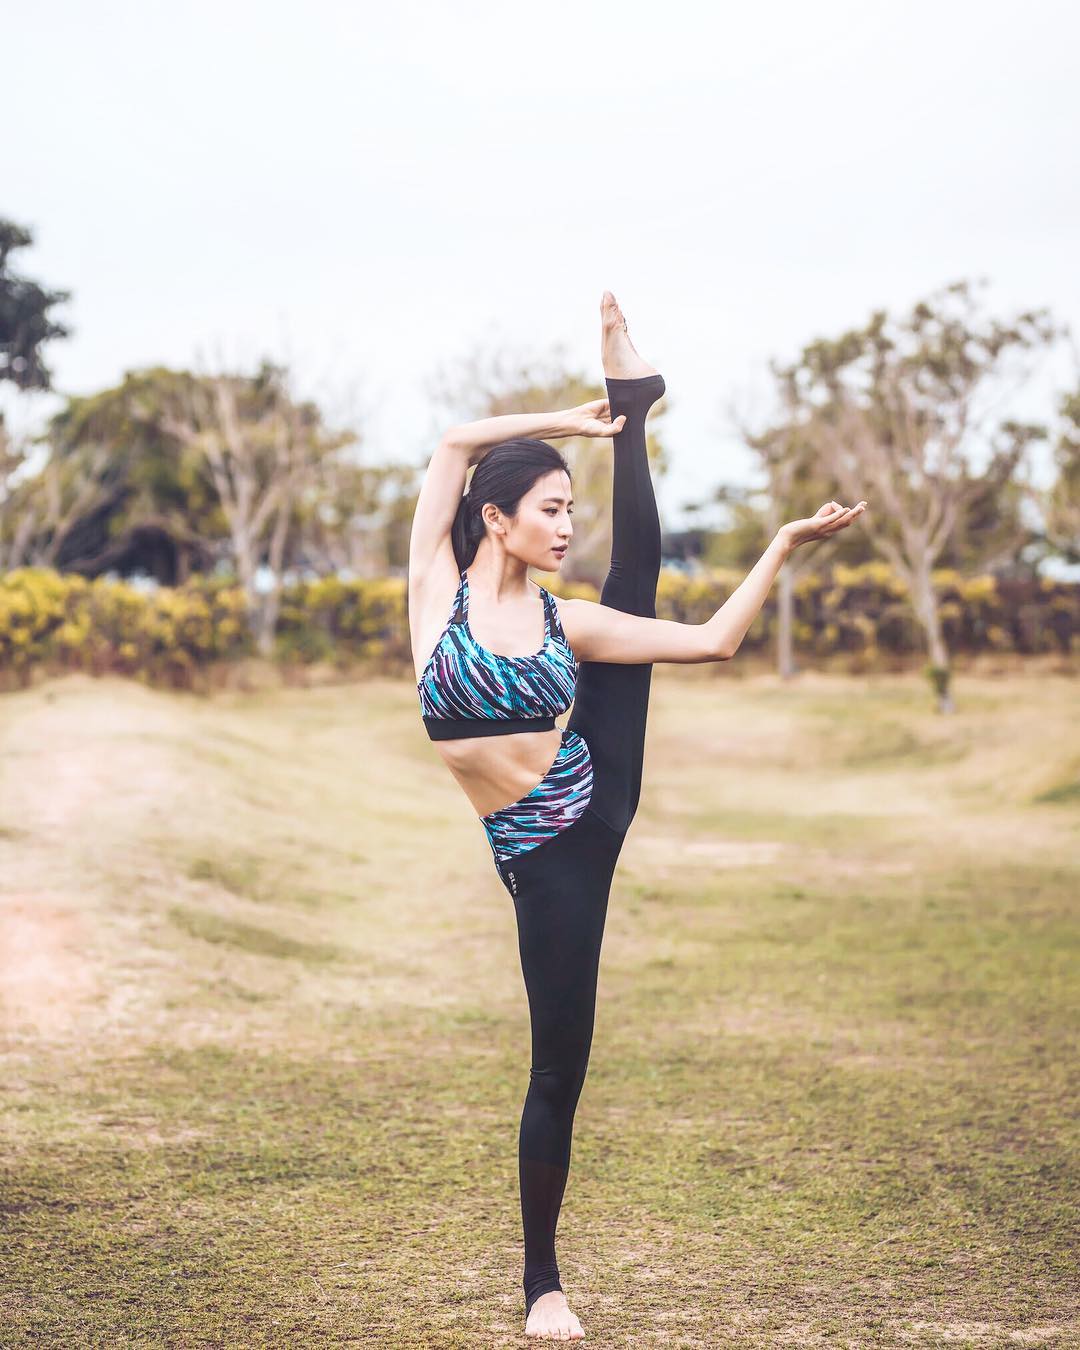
448, 408, 592, 465
408, 401, 624, 603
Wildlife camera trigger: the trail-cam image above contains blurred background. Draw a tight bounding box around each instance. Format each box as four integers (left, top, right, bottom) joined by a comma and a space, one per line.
2, 3, 1077, 1346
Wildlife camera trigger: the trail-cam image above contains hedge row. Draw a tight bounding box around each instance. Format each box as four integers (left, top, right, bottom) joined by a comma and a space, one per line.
1, 564, 1076, 690
657, 562, 1077, 661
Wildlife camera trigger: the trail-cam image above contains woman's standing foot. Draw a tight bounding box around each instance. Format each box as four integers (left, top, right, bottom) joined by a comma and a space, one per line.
600, 290, 659, 380
525, 1289, 585, 1339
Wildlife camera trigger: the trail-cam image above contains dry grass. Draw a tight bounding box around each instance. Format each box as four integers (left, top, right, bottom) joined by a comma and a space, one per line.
1, 668, 1077, 1347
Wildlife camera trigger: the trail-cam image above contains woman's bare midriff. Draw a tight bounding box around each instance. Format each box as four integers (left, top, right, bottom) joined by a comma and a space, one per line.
435, 727, 565, 817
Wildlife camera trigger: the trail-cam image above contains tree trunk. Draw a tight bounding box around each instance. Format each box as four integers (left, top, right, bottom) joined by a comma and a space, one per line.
255, 602, 277, 659
230, 525, 264, 650
776, 565, 798, 680
252, 499, 292, 658
912, 565, 955, 713
255, 587, 284, 658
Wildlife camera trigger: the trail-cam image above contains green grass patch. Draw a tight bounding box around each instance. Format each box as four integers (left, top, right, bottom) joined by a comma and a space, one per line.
1033, 774, 1080, 804
167, 904, 345, 963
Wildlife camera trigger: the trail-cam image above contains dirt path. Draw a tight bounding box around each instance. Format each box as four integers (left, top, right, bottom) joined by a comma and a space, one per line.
0, 676, 186, 1040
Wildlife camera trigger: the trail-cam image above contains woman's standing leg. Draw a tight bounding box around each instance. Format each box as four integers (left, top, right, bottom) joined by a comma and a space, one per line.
510, 308, 666, 1333
508, 810, 624, 1319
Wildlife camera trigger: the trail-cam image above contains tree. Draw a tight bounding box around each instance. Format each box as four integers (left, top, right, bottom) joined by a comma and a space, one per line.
0, 217, 74, 568
52, 370, 228, 581
732, 372, 874, 679
2, 370, 228, 578
4, 434, 125, 572
775, 280, 1057, 711
432, 346, 669, 587
678, 486, 771, 572
3, 363, 366, 609
144, 362, 355, 653
0, 219, 70, 391
1042, 388, 1080, 565
0, 415, 38, 568
300, 458, 419, 578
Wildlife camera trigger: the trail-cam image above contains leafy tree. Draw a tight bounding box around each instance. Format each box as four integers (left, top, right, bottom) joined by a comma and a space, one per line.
3, 362, 370, 639
0, 219, 70, 391
0, 414, 39, 568
773, 280, 1057, 710
733, 379, 874, 679
1043, 388, 1080, 565
300, 459, 418, 578
2, 370, 229, 578
143, 362, 355, 653
682, 486, 772, 572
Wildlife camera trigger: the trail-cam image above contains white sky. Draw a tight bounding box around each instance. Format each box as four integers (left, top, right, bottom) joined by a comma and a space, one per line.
6, 0, 1080, 530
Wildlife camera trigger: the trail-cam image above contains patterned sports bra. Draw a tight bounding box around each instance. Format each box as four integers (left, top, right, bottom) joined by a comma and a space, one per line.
417, 569, 577, 740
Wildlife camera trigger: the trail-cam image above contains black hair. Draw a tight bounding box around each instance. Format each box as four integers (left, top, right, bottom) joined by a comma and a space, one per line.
450, 438, 571, 571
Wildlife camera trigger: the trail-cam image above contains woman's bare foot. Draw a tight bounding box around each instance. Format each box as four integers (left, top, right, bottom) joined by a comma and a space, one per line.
525, 1289, 585, 1340
600, 290, 659, 380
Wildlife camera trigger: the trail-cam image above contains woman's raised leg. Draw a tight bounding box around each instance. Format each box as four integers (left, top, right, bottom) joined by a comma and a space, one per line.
568, 292, 666, 834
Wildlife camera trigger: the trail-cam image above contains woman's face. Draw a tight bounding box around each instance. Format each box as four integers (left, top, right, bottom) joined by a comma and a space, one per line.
499, 468, 574, 569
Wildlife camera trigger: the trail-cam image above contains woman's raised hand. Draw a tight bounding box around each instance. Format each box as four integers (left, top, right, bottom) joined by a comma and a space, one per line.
567, 399, 627, 439
780, 500, 869, 549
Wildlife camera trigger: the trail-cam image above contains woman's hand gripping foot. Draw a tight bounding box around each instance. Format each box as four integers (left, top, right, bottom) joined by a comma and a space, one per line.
600, 290, 660, 380
525, 1289, 585, 1340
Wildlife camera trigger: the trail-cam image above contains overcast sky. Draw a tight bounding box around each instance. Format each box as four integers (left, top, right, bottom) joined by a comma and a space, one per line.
6, 0, 1080, 530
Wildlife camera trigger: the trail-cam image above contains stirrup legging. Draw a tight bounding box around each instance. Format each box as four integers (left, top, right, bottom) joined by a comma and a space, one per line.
495, 372, 666, 1316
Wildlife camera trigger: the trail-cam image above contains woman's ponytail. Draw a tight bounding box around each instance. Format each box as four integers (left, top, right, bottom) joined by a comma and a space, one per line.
451, 487, 486, 572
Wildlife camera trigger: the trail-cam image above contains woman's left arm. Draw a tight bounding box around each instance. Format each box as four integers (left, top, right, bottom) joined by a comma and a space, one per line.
559, 499, 868, 664
706, 497, 869, 651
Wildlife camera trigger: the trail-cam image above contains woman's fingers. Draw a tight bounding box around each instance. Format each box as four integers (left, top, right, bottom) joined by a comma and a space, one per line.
785, 501, 868, 547
575, 398, 627, 436
823, 502, 868, 533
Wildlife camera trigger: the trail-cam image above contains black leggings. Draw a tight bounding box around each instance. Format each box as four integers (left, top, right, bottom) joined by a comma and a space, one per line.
495, 372, 666, 1315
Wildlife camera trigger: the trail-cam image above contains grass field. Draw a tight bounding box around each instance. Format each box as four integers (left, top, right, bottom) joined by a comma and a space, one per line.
1, 669, 1077, 1348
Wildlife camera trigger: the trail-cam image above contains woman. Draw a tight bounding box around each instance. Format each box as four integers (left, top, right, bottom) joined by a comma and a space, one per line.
408, 292, 867, 1340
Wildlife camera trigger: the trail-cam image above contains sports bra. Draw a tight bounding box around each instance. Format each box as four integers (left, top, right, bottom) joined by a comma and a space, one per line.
417, 569, 577, 741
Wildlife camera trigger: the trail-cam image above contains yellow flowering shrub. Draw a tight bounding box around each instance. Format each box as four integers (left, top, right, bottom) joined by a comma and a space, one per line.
1, 560, 1075, 689
0, 569, 252, 689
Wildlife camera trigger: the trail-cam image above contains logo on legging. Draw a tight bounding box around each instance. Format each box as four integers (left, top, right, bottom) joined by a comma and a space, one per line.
507, 870, 517, 894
